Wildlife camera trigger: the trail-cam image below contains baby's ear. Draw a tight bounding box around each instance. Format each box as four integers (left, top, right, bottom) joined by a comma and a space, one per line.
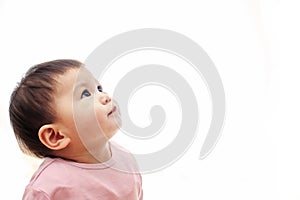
38, 124, 70, 150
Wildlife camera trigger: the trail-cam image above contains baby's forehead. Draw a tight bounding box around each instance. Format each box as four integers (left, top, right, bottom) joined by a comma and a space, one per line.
56, 67, 99, 91
76, 67, 98, 81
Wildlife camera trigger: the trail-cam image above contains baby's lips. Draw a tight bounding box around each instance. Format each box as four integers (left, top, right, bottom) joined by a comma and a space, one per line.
107, 105, 117, 117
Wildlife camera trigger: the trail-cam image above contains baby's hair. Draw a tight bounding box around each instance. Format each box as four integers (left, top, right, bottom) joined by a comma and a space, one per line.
9, 59, 82, 158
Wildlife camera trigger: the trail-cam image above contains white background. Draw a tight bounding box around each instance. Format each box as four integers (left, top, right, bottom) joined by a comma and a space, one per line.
0, 0, 298, 199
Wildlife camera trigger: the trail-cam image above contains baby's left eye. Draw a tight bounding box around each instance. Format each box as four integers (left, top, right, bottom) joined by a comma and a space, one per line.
97, 85, 103, 93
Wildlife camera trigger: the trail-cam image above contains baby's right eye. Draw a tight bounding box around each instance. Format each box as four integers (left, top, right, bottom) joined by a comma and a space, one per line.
81, 89, 91, 98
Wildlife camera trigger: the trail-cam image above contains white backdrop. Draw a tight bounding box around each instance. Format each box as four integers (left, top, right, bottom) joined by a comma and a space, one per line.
1, 0, 298, 199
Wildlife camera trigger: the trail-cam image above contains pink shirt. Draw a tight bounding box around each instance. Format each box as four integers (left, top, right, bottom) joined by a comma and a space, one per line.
23, 142, 143, 200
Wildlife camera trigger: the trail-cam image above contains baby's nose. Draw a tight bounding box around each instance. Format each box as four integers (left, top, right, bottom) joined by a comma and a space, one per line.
98, 93, 111, 104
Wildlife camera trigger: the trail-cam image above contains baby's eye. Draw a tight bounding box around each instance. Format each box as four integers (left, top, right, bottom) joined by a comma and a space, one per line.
97, 85, 103, 93
81, 89, 91, 98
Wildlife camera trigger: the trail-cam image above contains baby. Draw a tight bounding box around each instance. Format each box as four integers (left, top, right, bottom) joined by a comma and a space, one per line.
9, 59, 143, 199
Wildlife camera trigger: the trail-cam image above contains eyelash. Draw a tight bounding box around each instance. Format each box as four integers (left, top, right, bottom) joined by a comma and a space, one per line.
81, 85, 103, 99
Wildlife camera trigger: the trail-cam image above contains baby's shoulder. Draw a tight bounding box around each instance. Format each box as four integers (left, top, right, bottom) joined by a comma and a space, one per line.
28, 158, 77, 187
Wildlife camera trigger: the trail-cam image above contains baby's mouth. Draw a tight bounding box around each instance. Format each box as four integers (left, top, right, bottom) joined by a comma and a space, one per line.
107, 106, 117, 117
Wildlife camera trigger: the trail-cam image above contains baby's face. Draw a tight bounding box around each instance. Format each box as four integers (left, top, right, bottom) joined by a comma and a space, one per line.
53, 67, 121, 154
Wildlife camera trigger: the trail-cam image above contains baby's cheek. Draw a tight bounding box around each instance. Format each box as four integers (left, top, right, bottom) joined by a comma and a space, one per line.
73, 107, 97, 129
95, 109, 107, 126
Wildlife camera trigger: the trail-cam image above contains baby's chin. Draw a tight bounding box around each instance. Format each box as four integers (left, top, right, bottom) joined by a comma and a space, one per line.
114, 115, 122, 130
112, 107, 122, 128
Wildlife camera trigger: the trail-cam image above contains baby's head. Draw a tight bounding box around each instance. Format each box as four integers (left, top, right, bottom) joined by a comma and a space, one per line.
9, 59, 121, 160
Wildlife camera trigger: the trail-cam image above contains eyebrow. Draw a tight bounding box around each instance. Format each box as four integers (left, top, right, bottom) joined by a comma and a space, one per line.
74, 82, 88, 91
74, 80, 101, 91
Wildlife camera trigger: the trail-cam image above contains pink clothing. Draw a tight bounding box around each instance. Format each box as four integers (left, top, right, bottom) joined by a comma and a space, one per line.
23, 142, 143, 200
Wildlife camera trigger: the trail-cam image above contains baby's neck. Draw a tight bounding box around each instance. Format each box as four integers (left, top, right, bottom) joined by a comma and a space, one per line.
62, 142, 112, 164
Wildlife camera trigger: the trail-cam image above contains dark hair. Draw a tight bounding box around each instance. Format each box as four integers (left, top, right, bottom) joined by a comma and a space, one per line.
9, 59, 82, 158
